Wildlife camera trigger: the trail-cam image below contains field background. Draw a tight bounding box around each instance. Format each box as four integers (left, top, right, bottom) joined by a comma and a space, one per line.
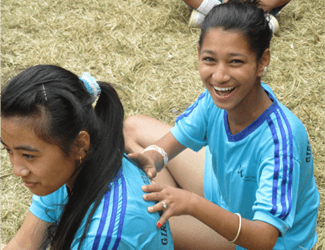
1, 0, 324, 248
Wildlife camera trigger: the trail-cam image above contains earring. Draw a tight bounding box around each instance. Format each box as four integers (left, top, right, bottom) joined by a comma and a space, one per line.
263, 66, 268, 76
80, 156, 82, 164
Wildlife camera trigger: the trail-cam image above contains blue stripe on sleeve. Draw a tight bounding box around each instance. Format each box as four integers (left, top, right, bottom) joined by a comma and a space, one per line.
267, 116, 280, 216
102, 171, 121, 249
275, 111, 288, 219
279, 108, 294, 221
92, 190, 112, 250
112, 174, 127, 249
176, 92, 206, 122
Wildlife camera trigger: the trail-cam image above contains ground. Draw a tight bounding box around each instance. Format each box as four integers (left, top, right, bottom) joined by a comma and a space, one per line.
1, 0, 324, 248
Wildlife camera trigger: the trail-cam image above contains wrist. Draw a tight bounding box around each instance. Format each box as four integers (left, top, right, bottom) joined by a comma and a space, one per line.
186, 191, 201, 216
143, 145, 168, 171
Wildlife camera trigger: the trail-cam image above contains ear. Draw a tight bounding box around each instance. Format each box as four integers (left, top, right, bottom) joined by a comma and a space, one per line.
257, 48, 270, 78
71, 131, 90, 161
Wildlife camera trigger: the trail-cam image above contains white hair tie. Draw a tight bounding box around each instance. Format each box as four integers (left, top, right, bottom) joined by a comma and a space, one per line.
79, 72, 101, 102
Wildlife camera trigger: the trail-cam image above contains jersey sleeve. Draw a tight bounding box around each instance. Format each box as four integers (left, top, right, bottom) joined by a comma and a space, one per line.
29, 185, 67, 223
252, 156, 300, 236
171, 90, 209, 152
252, 107, 309, 236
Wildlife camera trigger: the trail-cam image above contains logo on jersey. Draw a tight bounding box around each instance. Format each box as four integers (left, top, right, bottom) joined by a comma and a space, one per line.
237, 164, 257, 183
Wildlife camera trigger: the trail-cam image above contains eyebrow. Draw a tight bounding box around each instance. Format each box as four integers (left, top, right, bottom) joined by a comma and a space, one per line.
201, 50, 247, 58
1, 139, 40, 152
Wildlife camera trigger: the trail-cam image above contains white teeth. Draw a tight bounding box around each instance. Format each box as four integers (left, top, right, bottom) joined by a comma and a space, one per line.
213, 86, 235, 91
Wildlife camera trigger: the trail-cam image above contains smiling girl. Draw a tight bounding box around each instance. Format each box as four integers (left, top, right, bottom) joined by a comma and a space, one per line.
1, 65, 173, 250
124, 0, 320, 249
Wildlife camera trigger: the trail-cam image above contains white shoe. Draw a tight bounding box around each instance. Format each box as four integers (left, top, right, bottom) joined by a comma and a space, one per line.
267, 14, 279, 34
189, 9, 206, 28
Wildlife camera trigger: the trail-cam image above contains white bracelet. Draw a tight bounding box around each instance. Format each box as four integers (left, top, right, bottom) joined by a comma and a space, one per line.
229, 213, 242, 243
143, 145, 168, 170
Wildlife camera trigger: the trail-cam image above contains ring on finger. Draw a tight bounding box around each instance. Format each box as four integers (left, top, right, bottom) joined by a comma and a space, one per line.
161, 201, 167, 209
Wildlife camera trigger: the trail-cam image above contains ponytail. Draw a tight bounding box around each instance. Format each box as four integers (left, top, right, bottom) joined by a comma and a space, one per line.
1, 65, 125, 249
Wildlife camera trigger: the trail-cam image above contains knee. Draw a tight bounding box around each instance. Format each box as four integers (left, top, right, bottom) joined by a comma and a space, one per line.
124, 115, 145, 137
124, 115, 149, 153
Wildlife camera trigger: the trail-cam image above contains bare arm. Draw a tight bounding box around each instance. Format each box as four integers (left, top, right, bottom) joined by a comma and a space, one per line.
3, 212, 49, 250
128, 131, 187, 178
144, 185, 279, 250
258, 0, 290, 12
223, 0, 290, 12
189, 192, 279, 249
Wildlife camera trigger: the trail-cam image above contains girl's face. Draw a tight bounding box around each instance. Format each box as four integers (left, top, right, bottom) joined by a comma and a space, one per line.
1, 117, 78, 196
198, 28, 268, 113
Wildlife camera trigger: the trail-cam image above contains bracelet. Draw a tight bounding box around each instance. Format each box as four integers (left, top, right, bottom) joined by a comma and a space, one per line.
229, 213, 242, 243
143, 145, 168, 170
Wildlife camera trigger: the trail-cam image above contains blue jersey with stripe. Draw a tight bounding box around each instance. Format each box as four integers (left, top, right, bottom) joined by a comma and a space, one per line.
29, 156, 174, 249
171, 83, 319, 250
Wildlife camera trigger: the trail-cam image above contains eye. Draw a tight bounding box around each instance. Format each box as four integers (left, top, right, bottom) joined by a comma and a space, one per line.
23, 154, 35, 160
230, 59, 244, 64
202, 56, 215, 62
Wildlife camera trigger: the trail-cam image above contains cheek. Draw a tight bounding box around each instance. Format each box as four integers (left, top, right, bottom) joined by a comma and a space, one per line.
234, 67, 256, 82
199, 66, 210, 82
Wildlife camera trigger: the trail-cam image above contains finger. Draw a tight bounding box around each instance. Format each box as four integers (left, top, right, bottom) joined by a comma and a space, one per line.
128, 153, 157, 178
146, 200, 167, 213
142, 166, 156, 179
147, 168, 156, 179
142, 183, 163, 193
157, 211, 171, 229
128, 152, 146, 164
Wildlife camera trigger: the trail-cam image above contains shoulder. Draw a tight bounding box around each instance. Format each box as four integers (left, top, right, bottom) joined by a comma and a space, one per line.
30, 185, 67, 223
261, 100, 309, 163
176, 89, 218, 122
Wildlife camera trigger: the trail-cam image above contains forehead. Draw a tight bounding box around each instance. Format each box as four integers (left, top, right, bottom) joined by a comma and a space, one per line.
1, 116, 44, 144
201, 28, 252, 54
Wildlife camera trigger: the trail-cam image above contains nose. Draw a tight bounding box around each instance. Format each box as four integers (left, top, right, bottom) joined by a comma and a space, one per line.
11, 157, 30, 177
212, 63, 230, 83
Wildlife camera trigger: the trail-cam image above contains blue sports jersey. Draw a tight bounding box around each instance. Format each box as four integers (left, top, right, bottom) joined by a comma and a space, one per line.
171, 83, 319, 250
30, 156, 174, 250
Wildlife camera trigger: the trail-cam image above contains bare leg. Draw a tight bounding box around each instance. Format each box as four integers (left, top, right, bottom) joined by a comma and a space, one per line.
183, 0, 203, 9
124, 115, 236, 250
170, 216, 236, 250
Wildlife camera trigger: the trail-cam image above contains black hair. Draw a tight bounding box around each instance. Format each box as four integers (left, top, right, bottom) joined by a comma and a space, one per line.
1, 65, 125, 249
198, 0, 272, 60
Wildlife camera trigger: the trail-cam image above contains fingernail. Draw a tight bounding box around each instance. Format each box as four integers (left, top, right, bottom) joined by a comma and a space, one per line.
143, 195, 148, 200
157, 222, 162, 228
141, 186, 147, 191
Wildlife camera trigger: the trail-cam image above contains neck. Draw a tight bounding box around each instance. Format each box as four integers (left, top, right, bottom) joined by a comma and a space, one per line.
227, 85, 272, 134
66, 164, 82, 192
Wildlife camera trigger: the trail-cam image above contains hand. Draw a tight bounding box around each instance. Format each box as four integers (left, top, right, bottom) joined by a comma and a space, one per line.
128, 152, 157, 179
142, 181, 195, 228
257, 0, 290, 12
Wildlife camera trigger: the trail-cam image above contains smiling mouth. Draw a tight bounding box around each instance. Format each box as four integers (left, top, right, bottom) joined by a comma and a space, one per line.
213, 86, 236, 97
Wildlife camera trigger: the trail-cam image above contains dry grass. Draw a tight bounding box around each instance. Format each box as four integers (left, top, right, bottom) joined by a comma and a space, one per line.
1, 0, 324, 248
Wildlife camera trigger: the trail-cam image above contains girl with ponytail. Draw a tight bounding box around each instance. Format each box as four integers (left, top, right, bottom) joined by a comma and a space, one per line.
124, 1, 319, 249
1, 65, 173, 249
